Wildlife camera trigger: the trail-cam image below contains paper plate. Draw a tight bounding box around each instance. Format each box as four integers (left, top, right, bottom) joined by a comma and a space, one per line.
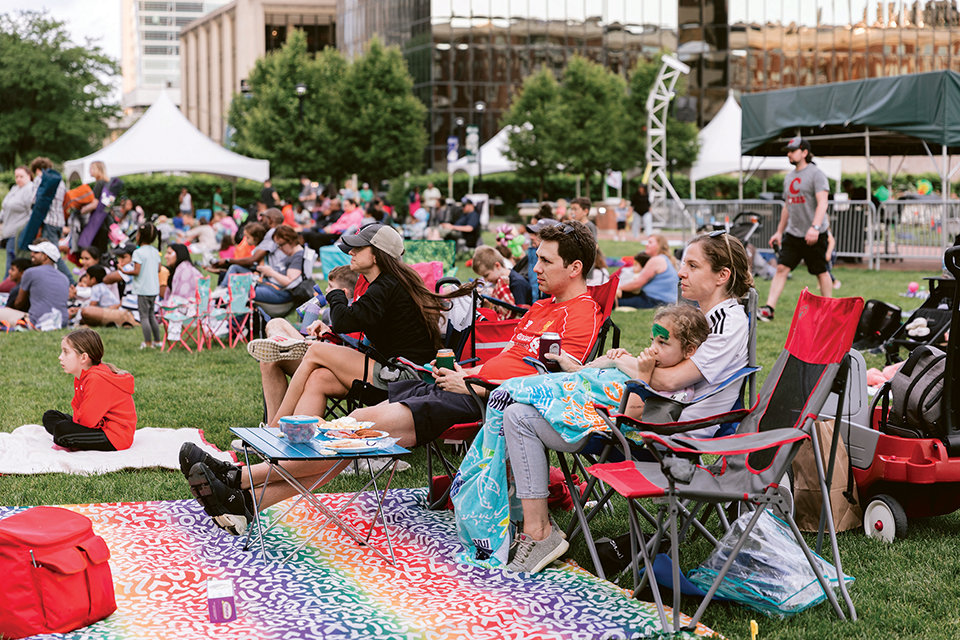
324, 428, 388, 440
323, 417, 376, 431
323, 439, 383, 453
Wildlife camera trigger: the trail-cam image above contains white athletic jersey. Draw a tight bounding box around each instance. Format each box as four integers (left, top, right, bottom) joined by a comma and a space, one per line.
681, 297, 749, 437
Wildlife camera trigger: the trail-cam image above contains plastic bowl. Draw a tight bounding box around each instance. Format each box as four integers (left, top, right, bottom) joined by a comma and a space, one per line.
278, 415, 318, 443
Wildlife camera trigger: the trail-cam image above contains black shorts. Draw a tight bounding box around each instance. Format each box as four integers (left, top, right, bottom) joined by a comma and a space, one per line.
388, 380, 482, 445
779, 232, 830, 276
616, 220, 627, 230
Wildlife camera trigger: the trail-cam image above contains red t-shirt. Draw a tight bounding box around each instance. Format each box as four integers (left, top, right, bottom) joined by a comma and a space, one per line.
478, 292, 602, 382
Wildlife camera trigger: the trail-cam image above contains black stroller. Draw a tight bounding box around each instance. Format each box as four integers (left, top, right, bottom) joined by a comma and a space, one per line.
882, 276, 955, 364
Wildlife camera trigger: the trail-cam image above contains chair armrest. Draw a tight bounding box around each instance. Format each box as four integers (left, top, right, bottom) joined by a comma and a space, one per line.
640, 427, 810, 457
335, 333, 391, 366
481, 295, 528, 315
464, 376, 499, 418
522, 356, 549, 374
602, 407, 753, 436
623, 366, 760, 407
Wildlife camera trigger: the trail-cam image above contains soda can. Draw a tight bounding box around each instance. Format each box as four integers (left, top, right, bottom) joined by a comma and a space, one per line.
538, 332, 562, 372
436, 348, 456, 370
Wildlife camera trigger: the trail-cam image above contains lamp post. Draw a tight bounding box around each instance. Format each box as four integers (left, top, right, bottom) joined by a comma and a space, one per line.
295, 83, 307, 123
474, 101, 487, 188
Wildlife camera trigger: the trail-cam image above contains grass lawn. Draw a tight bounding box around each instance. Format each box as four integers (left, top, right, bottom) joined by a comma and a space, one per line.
0, 236, 951, 639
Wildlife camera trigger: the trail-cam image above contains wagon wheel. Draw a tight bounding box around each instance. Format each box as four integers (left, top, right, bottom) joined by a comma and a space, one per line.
863, 494, 908, 542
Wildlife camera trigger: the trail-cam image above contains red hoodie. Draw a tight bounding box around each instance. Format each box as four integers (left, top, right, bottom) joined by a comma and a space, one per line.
71, 363, 137, 451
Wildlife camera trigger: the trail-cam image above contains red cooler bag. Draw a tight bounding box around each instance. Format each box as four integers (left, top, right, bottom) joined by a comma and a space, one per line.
0, 506, 117, 639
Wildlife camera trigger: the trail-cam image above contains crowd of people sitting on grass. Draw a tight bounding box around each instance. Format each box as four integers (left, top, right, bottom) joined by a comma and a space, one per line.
4, 159, 760, 577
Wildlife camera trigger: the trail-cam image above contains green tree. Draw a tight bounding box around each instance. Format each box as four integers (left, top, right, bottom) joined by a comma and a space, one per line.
500, 67, 563, 201
337, 36, 427, 189
624, 54, 700, 173
0, 11, 118, 169
553, 55, 629, 199
228, 29, 346, 180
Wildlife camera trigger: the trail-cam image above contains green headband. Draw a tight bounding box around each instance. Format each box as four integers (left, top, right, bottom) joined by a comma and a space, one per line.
652, 323, 670, 340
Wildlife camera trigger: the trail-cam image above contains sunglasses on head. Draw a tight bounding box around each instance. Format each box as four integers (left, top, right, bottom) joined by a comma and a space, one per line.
707, 229, 736, 288
559, 222, 576, 235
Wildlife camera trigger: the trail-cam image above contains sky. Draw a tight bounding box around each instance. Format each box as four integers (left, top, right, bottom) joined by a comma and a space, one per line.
1, 1, 123, 60
1, 0, 123, 95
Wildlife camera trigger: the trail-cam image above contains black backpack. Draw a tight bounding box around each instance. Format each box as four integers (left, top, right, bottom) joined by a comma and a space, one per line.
875, 345, 945, 440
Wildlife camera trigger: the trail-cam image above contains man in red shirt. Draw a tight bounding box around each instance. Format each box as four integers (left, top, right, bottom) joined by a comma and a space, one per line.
180, 221, 602, 534
363, 220, 601, 448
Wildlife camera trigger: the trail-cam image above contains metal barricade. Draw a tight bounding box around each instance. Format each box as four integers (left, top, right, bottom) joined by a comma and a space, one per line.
673, 200, 783, 246
827, 199, 875, 263
874, 200, 960, 267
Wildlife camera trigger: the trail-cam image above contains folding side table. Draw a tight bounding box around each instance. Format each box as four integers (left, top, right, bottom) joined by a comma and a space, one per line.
230, 426, 410, 564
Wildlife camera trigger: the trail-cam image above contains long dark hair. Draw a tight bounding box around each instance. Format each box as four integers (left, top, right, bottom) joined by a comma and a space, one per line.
370, 246, 478, 348
167, 243, 193, 277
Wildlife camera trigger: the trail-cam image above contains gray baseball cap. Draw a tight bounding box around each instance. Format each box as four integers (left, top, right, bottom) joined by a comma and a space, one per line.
338, 224, 404, 260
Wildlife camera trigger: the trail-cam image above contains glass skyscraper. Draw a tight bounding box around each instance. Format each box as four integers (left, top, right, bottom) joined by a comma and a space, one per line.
337, 0, 960, 170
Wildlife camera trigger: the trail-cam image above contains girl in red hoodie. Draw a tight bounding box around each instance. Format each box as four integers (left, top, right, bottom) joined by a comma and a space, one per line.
43, 328, 137, 451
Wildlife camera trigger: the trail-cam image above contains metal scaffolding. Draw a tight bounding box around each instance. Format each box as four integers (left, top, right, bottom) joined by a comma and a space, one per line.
646, 54, 692, 231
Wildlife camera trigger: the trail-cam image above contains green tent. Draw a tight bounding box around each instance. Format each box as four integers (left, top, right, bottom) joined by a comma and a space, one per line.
741, 70, 960, 157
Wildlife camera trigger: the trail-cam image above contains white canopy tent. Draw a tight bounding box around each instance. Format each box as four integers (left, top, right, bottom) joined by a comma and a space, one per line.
448, 126, 517, 176
63, 91, 269, 184
689, 94, 843, 197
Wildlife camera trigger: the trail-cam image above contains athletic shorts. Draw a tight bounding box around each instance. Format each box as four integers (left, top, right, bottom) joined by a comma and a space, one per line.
779, 232, 829, 276
387, 380, 482, 445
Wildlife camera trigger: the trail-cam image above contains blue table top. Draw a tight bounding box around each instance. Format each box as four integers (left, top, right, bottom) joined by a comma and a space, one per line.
231, 426, 410, 461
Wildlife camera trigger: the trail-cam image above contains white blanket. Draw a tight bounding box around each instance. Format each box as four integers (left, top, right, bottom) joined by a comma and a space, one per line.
0, 424, 236, 475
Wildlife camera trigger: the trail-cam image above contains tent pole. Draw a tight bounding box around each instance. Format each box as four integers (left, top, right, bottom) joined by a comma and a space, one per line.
691, 177, 696, 199
943, 145, 949, 200
738, 153, 744, 200
865, 127, 871, 202
865, 127, 876, 270
231, 177, 237, 210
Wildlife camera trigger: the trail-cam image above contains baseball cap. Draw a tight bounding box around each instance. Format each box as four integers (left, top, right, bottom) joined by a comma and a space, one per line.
27, 241, 60, 263
339, 224, 404, 260
525, 218, 561, 234
783, 136, 812, 152
461, 196, 474, 206
111, 242, 137, 257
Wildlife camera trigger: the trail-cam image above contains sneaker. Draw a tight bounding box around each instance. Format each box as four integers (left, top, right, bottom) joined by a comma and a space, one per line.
833, 279, 842, 290
505, 526, 569, 573
179, 442, 242, 490
187, 462, 254, 536
247, 335, 309, 363
758, 305, 775, 322
139, 342, 150, 349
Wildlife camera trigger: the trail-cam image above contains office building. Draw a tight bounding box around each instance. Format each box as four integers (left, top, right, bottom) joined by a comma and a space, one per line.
338, 0, 960, 170
121, 0, 229, 114
176, 1, 960, 170
178, 0, 337, 143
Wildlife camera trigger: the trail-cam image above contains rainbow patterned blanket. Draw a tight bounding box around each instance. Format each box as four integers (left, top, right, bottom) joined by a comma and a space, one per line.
13, 489, 722, 639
